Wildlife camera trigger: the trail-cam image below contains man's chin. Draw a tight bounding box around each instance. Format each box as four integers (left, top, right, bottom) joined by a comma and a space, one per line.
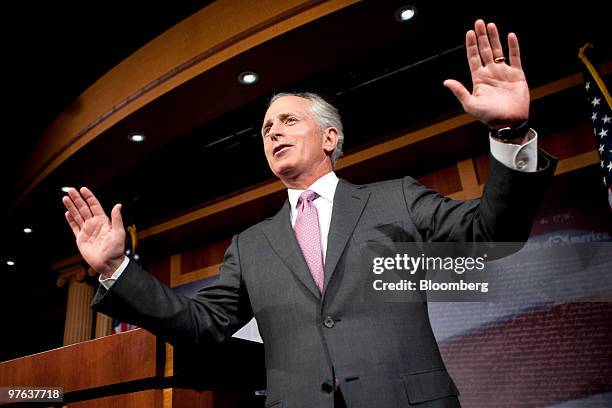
273, 162, 298, 179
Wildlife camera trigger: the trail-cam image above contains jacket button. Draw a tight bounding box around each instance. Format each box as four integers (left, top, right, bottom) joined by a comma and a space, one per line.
323, 316, 335, 328
321, 381, 334, 393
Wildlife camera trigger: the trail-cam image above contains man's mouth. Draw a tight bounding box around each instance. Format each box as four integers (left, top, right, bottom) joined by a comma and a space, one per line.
273, 144, 292, 156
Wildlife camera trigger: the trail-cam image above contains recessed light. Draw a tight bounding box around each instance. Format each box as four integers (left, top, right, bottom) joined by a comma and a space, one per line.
128, 132, 146, 143
61, 186, 72, 193
6, 260, 15, 266
23, 227, 32, 234
238, 71, 259, 85
395, 5, 417, 22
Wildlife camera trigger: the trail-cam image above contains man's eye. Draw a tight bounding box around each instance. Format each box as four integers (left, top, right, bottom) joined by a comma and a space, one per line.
286, 117, 297, 124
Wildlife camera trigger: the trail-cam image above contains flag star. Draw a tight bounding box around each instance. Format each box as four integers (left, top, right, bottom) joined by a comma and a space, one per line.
600, 144, 605, 153
591, 97, 601, 106
599, 129, 609, 138
585, 81, 590, 90
603, 115, 611, 124
608, 162, 612, 172
592, 112, 598, 121
602, 160, 606, 168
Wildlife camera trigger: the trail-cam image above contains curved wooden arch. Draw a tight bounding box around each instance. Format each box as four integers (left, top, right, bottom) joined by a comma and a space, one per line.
15, 0, 361, 208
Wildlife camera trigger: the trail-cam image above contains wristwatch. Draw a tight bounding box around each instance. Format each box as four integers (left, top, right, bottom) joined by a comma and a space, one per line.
490, 120, 530, 142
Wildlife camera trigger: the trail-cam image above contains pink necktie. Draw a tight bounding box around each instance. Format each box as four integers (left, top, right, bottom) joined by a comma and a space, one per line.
294, 190, 324, 292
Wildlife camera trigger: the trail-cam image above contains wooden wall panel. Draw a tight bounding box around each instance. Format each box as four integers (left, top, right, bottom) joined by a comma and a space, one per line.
474, 154, 490, 186
181, 239, 231, 274
66, 390, 162, 408
539, 122, 598, 160
146, 257, 172, 286
172, 388, 213, 408
417, 163, 462, 195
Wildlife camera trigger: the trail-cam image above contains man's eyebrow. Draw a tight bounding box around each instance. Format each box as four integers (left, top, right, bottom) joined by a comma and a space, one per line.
261, 113, 299, 133
262, 119, 272, 132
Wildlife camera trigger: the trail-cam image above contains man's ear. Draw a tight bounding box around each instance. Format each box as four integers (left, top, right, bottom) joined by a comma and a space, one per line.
322, 127, 339, 154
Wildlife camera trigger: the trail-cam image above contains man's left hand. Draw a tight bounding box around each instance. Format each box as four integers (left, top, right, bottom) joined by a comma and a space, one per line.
443, 19, 530, 129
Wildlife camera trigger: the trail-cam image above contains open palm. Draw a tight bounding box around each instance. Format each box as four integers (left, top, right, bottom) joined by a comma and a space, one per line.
62, 187, 126, 277
444, 20, 530, 128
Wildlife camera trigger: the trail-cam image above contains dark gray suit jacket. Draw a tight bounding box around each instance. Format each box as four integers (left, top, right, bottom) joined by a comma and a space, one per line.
92, 152, 556, 408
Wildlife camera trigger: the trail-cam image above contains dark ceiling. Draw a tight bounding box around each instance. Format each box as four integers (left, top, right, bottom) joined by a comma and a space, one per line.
0, 0, 610, 360
2, 1, 211, 196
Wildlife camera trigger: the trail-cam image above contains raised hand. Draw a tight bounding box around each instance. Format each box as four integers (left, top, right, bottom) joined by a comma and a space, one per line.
444, 19, 530, 129
62, 187, 126, 278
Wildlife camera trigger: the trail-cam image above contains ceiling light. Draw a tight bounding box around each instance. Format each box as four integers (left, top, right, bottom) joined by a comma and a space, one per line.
238, 71, 259, 85
6, 260, 15, 266
23, 227, 32, 234
395, 6, 417, 22
128, 132, 146, 143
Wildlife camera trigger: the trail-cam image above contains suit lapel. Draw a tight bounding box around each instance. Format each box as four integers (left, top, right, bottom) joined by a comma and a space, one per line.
323, 180, 369, 293
262, 200, 321, 299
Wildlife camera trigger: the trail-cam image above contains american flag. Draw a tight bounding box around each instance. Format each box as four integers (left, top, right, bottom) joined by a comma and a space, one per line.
579, 43, 612, 210
111, 319, 136, 334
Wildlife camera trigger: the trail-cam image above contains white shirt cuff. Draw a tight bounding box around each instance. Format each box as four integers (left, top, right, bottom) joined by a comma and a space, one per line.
98, 256, 130, 290
489, 128, 538, 172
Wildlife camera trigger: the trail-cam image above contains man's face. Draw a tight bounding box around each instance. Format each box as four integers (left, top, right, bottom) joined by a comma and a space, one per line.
261, 96, 337, 181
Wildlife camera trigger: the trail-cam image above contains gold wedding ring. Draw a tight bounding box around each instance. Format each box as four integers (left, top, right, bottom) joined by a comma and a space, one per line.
494, 56, 506, 63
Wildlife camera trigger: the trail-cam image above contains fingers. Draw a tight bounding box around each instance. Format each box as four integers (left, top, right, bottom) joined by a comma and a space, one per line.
443, 79, 471, 108
62, 194, 85, 228
62, 187, 100, 230
507, 32, 522, 70
486, 23, 504, 61
80, 187, 106, 217
110, 204, 124, 231
470, 20, 514, 67
62, 188, 123, 240
465, 30, 482, 74
67, 187, 93, 221
474, 19, 493, 65
65, 211, 80, 236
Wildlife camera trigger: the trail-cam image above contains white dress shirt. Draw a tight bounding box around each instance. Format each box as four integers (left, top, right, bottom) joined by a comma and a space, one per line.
100, 130, 539, 289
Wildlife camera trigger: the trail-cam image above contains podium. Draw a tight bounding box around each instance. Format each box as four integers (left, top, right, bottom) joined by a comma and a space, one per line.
0, 329, 265, 407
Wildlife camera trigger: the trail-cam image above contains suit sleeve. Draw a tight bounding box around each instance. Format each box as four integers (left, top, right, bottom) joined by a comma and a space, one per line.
403, 149, 557, 242
91, 234, 253, 346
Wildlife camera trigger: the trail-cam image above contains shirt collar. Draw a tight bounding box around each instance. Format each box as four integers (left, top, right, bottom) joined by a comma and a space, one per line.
287, 171, 339, 209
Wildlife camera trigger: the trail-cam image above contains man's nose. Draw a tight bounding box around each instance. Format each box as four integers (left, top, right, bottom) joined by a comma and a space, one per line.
269, 125, 283, 140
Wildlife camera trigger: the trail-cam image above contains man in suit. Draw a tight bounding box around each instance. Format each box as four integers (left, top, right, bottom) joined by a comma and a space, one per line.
62, 20, 556, 407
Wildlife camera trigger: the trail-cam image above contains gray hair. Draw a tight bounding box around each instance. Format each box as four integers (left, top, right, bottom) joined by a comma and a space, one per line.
268, 92, 344, 167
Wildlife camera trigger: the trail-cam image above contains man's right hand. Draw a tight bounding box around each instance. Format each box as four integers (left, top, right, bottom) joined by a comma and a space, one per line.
62, 187, 126, 279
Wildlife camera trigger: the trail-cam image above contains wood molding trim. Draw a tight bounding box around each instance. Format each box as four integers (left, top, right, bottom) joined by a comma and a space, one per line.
163, 343, 173, 408
457, 159, 480, 197
450, 149, 600, 201
141, 180, 285, 239
171, 262, 222, 288
554, 150, 599, 176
